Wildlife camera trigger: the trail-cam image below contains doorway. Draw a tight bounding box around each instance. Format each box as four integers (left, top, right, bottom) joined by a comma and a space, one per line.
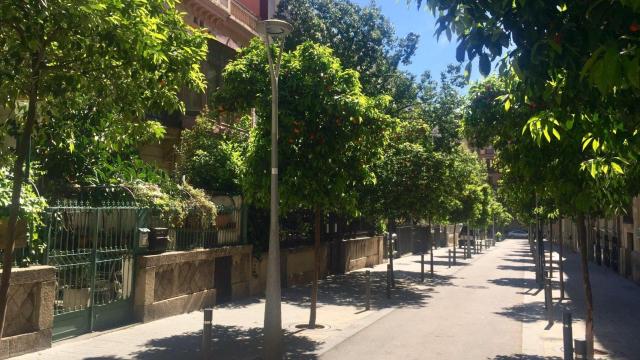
215, 256, 232, 304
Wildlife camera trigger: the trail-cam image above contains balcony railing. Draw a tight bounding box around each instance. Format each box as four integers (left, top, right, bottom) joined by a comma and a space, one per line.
212, 0, 229, 9
230, 0, 258, 32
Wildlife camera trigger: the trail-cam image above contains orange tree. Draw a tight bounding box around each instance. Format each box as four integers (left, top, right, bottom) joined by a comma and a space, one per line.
465, 75, 637, 355
215, 40, 390, 328
0, 0, 207, 337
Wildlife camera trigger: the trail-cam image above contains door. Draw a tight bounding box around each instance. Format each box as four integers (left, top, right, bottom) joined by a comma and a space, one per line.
215, 256, 232, 304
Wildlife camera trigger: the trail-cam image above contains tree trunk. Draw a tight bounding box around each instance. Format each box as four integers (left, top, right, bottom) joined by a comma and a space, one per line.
453, 223, 457, 264
537, 218, 545, 286
549, 220, 553, 278
577, 214, 594, 359
559, 218, 565, 300
308, 208, 321, 328
426, 220, 432, 253
0, 60, 40, 338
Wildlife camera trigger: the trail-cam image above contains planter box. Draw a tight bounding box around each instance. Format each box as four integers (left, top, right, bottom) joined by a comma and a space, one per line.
0, 218, 28, 249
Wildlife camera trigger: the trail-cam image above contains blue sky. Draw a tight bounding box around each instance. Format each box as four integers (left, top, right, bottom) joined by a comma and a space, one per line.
352, 0, 481, 83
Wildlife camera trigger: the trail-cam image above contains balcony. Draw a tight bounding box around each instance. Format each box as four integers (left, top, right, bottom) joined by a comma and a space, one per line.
229, 0, 258, 33
186, 0, 259, 40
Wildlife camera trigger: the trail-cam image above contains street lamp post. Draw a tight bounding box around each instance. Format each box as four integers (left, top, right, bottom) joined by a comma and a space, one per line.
259, 19, 292, 360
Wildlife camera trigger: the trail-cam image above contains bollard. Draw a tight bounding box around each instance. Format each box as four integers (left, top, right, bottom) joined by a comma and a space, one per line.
365, 270, 371, 311
202, 308, 213, 359
563, 311, 573, 360
420, 253, 425, 282
574, 339, 587, 360
544, 278, 553, 326
391, 234, 397, 288
430, 245, 434, 277
453, 244, 457, 265
448, 249, 451, 268
386, 264, 391, 299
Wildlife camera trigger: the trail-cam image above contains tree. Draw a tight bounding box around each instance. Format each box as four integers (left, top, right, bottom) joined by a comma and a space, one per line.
416, 0, 640, 179
215, 40, 389, 328
175, 113, 247, 195
465, 75, 637, 357
361, 119, 443, 228
276, 0, 422, 122
277, 0, 419, 97
418, 65, 467, 153
0, 0, 207, 337
29, 98, 166, 196
444, 147, 487, 235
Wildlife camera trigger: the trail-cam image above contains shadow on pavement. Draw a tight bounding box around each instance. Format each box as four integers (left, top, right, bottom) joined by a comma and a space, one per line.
488, 277, 539, 291
494, 301, 573, 324
502, 257, 535, 264
282, 270, 448, 310
492, 355, 562, 360
497, 264, 534, 272
215, 297, 263, 309
127, 326, 319, 360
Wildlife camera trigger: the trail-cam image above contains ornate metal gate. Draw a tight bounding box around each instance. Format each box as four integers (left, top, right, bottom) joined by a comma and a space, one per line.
44, 203, 143, 341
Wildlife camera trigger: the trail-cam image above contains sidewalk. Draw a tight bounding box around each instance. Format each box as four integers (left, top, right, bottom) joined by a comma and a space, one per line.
15, 241, 496, 359
521, 242, 640, 359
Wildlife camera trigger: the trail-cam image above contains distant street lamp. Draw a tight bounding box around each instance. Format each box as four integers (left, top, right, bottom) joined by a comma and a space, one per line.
259, 18, 293, 360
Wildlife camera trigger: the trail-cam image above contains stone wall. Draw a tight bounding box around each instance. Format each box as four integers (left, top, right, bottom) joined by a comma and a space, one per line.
249, 243, 331, 295
631, 251, 640, 284
134, 245, 252, 323
340, 236, 384, 273
0, 266, 55, 359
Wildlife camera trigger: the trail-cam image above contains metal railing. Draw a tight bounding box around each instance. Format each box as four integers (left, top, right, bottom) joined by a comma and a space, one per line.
170, 205, 244, 251
230, 0, 258, 31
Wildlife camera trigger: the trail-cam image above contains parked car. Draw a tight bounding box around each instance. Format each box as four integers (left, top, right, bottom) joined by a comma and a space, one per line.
458, 225, 477, 247
506, 229, 528, 238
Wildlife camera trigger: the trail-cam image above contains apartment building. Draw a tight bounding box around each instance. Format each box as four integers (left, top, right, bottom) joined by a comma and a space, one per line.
139, 0, 267, 170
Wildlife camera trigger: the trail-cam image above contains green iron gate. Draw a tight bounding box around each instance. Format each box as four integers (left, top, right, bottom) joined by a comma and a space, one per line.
44, 204, 144, 341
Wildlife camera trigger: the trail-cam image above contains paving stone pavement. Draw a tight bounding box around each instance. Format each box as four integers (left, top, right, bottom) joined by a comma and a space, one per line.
14, 238, 639, 359
14, 241, 488, 360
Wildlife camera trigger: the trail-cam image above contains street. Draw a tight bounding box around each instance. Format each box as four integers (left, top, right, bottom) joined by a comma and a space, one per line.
322, 239, 528, 360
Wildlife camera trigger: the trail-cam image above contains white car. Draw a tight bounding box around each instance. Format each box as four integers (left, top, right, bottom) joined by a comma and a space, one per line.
507, 229, 528, 238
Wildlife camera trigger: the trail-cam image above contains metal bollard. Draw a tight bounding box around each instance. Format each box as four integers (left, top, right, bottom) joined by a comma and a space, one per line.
391, 234, 397, 288
202, 308, 213, 359
365, 270, 371, 310
448, 249, 451, 268
544, 278, 553, 326
563, 311, 573, 360
421, 253, 425, 282
430, 246, 434, 277
574, 339, 587, 360
386, 264, 391, 299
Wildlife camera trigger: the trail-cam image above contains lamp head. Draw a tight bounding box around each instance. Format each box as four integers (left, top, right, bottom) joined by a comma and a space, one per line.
259, 19, 293, 38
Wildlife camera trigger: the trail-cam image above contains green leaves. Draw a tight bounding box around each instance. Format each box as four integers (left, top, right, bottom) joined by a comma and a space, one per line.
218, 41, 389, 214
479, 54, 491, 76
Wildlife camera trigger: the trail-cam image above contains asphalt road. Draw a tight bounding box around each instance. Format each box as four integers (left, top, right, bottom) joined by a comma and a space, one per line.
321, 239, 530, 360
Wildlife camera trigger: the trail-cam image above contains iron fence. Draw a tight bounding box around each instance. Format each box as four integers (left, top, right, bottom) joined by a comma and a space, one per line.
170, 205, 244, 251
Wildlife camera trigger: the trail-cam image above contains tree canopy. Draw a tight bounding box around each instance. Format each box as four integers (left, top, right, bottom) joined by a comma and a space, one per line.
215, 39, 390, 214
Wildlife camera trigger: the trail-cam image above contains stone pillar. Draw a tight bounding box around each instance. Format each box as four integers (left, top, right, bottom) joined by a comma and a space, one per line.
0, 266, 55, 359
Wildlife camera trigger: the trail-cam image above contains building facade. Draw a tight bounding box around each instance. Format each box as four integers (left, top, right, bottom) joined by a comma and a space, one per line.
139, 0, 267, 170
